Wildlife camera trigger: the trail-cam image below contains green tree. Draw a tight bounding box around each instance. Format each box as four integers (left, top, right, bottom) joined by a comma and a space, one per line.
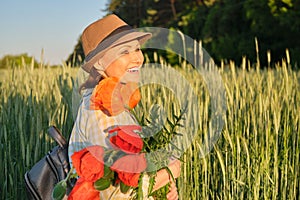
67, 0, 300, 68
107, 0, 144, 27
200, 0, 255, 64
65, 37, 84, 67
244, 0, 299, 66
267, 0, 300, 66
0, 54, 39, 69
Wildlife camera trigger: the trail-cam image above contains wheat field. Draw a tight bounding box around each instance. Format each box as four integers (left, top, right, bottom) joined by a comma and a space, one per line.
0, 58, 299, 199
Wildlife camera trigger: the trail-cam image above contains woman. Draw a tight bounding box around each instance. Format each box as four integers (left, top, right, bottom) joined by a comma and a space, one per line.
68, 14, 180, 200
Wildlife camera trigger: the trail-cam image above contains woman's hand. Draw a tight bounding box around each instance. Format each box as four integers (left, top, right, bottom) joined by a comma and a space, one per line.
166, 159, 180, 200
152, 159, 181, 196
166, 180, 178, 200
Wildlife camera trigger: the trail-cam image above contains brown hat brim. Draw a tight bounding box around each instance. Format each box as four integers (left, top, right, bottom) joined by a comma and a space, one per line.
82, 31, 152, 73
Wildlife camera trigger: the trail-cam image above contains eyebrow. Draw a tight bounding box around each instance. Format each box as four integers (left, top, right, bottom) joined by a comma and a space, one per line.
119, 42, 140, 49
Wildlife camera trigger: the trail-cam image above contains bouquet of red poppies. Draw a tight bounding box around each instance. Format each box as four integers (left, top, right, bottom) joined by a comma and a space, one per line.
51, 125, 146, 199
52, 78, 185, 200
52, 109, 185, 199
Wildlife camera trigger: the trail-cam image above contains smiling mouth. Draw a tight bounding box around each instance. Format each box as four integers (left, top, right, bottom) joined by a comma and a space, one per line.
127, 67, 140, 73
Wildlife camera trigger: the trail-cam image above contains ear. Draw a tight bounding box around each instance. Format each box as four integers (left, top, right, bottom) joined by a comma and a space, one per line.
94, 60, 105, 71
93, 60, 108, 78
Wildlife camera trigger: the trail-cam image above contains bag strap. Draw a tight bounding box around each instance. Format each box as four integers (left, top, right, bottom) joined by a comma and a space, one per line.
48, 126, 67, 148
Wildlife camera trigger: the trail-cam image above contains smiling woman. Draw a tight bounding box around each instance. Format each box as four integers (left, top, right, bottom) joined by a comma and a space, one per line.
67, 14, 181, 200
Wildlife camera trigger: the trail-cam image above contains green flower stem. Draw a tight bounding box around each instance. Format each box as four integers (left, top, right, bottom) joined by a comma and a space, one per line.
65, 166, 75, 181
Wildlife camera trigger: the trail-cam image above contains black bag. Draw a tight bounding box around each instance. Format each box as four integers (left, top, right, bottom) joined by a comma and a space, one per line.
24, 126, 73, 200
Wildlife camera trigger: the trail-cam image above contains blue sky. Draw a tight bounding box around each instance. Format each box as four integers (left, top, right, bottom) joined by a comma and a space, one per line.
0, 0, 108, 65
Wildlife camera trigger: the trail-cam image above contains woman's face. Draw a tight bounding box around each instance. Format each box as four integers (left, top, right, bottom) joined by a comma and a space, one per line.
100, 40, 144, 82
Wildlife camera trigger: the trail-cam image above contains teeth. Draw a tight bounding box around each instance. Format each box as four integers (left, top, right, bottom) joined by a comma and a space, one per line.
127, 67, 140, 72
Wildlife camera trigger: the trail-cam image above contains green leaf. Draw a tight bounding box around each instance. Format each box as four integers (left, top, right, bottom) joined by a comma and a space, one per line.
103, 165, 114, 179
120, 181, 131, 193
169, 141, 183, 151
52, 180, 67, 200
146, 161, 157, 172
166, 118, 174, 127
165, 167, 175, 182
94, 178, 111, 191
173, 131, 183, 136
148, 173, 156, 196
137, 173, 144, 200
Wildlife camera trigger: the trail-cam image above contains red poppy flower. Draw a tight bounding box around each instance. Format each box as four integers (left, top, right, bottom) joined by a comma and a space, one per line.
71, 145, 105, 182
120, 82, 141, 109
90, 77, 141, 116
67, 178, 100, 200
110, 154, 147, 187
90, 77, 124, 116
109, 125, 143, 153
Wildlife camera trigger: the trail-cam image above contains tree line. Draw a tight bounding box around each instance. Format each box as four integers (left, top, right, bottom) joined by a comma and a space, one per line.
0, 54, 39, 69
60, 0, 300, 68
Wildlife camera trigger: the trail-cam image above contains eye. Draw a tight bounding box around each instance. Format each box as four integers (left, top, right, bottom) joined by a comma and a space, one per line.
120, 49, 129, 54
135, 48, 141, 52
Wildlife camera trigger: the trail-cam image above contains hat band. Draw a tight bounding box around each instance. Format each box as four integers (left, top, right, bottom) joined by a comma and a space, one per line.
85, 25, 133, 62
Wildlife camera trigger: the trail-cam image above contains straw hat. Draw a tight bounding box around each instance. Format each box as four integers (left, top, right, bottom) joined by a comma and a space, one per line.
81, 14, 152, 73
